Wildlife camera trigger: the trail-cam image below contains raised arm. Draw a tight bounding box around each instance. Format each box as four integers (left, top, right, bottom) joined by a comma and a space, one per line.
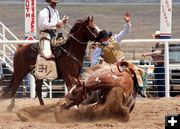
113, 12, 131, 43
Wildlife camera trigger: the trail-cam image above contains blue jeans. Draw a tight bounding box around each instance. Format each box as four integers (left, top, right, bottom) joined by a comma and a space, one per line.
154, 64, 165, 97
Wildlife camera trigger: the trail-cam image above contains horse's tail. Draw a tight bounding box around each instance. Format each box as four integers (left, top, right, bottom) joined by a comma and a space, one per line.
0, 74, 15, 100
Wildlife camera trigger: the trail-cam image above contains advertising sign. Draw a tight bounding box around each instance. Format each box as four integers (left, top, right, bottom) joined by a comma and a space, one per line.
25, 0, 36, 39
160, 0, 172, 38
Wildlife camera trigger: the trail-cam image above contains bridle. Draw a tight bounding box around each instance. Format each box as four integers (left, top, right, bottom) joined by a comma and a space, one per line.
61, 22, 98, 45
58, 20, 99, 66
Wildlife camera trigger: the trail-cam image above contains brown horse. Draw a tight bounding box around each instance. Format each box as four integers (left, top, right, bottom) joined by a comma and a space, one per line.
62, 61, 143, 112
0, 16, 99, 111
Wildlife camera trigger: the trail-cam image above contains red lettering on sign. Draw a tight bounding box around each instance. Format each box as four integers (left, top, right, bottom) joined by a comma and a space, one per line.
25, 0, 36, 37
26, 13, 30, 17
30, 0, 35, 32
161, 5, 170, 27
25, 0, 30, 16
165, 0, 171, 12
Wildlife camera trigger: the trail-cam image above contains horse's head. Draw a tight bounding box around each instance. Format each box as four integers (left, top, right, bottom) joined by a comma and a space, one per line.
84, 16, 100, 41
69, 16, 100, 43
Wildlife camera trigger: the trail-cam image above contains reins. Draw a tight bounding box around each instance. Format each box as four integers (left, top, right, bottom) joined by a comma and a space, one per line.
60, 47, 82, 66
58, 21, 98, 66
60, 22, 96, 45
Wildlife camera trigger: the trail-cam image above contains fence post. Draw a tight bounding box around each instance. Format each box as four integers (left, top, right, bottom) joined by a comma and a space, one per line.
29, 74, 36, 98
49, 81, 52, 99
164, 41, 170, 97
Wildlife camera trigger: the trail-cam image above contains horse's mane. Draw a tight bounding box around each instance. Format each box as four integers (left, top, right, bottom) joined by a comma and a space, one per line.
60, 18, 83, 49
69, 19, 84, 34
61, 17, 88, 49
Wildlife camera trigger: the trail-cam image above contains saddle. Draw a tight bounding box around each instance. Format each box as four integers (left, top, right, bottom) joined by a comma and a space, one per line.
30, 42, 62, 80
118, 61, 146, 97
30, 34, 66, 80
51, 32, 65, 47
33, 54, 58, 80
30, 42, 62, 59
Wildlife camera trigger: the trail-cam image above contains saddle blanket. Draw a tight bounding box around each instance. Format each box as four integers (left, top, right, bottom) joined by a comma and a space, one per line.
34, 55, 58, 80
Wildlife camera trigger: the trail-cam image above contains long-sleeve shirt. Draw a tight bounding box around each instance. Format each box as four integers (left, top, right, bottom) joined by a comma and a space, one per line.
90, 22, 131, 66
113, 23, 131, 43
148, 43, 164, 65
38, 5, 62, 30
91, 47, 103, 66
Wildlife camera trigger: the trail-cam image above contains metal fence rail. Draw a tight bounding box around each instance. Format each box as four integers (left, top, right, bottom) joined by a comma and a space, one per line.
1, 39, 180, 98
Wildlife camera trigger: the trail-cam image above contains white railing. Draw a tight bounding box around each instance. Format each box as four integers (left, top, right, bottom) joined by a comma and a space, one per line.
0, 21, 19, 70
1, 39, 180, 98
0, 40, 58, 99
0, 22, 55, 99
43, 80, 52, 99
0, 21, 19, 41
121, 39, 180, 98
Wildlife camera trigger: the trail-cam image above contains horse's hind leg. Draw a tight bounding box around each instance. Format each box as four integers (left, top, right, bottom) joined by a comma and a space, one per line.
9, 73, 27, 97
6, 72, 28, 111
35, 79, 44, 105
7, 96, 15, 112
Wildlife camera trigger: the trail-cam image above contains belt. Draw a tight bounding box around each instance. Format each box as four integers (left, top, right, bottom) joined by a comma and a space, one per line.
40, 29, 56, 34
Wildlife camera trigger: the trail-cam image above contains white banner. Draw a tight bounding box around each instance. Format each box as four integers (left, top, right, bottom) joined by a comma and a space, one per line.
160, 0, 172, 37
25, 0, 36, 39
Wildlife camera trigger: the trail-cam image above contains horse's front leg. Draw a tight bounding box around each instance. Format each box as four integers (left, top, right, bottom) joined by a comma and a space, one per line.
35, 79, 44, 105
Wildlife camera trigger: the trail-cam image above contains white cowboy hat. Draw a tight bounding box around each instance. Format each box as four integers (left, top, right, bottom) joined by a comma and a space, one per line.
152, 30, 160, 38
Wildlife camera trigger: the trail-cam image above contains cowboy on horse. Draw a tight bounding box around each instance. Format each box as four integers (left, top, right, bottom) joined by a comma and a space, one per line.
0, 16, 100, 111
35, 0, 69, 80
38, 0, 69, 60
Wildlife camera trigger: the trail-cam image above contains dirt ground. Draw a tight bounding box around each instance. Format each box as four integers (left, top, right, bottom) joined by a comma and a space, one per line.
0, 97, 179, 129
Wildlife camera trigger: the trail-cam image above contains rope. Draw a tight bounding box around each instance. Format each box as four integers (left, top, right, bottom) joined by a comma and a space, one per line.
58, 22, 97, 45
61, 27, 87, 44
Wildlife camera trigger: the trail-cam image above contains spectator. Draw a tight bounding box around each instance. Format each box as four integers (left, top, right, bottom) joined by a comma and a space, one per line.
142, 31, 165, 97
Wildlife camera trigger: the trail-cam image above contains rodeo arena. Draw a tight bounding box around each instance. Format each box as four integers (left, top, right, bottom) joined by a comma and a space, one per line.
0, 0, 180, 129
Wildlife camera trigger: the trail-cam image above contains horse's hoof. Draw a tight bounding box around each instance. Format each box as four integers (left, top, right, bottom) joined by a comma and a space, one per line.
7, 104, 15, 112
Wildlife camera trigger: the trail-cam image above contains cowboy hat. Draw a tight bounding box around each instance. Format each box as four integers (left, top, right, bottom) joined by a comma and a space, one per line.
95, 30, 112, 42
46, 0, 59, 3
152, 30, 160, 38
